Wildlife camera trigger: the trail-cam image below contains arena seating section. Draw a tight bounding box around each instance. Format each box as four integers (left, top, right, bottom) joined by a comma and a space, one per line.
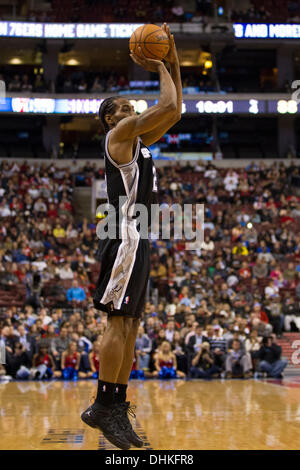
16, 0, 300, 23
0, 159, 299, 317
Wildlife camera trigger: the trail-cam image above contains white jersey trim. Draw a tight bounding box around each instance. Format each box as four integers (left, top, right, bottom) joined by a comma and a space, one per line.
105, 129, 141, 169
99, 161, 141, 310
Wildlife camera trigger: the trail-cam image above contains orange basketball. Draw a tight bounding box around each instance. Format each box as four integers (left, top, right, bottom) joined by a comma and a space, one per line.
129, 24, 169, 60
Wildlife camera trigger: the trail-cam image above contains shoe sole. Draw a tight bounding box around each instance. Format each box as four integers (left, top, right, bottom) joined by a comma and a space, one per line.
81, 412, 131, 450
124, 430, 144, 448
129, 437, 143, 448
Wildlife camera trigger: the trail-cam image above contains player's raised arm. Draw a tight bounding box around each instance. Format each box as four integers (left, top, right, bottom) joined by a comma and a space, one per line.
110, 50, 177, 142
163, 23, 182, 120
139, 23, 182, 146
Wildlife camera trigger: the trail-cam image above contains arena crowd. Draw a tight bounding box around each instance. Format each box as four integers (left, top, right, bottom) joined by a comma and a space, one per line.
0, 69, 215, 95
0, 158, 300, 381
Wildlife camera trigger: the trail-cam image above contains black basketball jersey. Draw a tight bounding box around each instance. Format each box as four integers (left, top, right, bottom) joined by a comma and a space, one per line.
104, 129, 158, 229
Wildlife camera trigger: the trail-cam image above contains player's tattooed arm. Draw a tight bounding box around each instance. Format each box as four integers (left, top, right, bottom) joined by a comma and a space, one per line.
162, 22, 182, 121
140, 24, 182, 146
139, 108, 180, 147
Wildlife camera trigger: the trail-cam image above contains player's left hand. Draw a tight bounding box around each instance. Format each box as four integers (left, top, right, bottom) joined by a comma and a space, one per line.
161, 23, 179, 65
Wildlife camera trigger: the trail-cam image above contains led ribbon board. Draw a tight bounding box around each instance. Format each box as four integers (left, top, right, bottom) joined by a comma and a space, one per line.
0, 98, 298, 114
1, 21, 300, 39
0, 22, 143, 38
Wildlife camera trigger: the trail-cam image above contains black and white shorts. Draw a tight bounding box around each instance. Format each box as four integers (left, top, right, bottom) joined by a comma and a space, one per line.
93, 236, 150, 319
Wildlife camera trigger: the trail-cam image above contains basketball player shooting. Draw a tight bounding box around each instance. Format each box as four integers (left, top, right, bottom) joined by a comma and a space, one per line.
81, 23, 182, 450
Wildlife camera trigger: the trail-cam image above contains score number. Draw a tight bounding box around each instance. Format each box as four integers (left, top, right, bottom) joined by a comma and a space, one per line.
277, 100, 298, 114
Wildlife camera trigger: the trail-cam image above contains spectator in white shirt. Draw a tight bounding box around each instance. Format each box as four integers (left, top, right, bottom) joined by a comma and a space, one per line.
227, 270, 239, 287
39, 308, 52, 327
265, 280, 279, 299
224, 170, 239, 192
201, 236, 215, 251
236, 211, 250, 224
28, 186, 40, 199
204, 167, 217, 179
0, 200, 12, 217
165, 320, 176, 343
56, 262, 74, 280
33, 198, 47, 214
32, 255, 48, 271
166, 298, 180, 317
174, 268, 186, 287
66, 224, 78, 239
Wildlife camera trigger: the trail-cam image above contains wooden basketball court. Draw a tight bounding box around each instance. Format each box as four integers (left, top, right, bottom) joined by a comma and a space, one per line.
1, 378, 300, 450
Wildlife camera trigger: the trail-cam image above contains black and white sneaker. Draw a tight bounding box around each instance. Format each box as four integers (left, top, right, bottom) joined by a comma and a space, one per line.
81, 403, 131, 450
115, 402, 143, 448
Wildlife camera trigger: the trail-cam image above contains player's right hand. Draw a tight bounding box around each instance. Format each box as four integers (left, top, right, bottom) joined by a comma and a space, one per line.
130, 47, 165, 73
161, 23, 179, 66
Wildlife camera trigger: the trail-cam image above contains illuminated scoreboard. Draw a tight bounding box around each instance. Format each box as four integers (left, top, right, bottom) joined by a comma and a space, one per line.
195, 99, 266, 114
0, 97, 299, 115
195, 99, 300, 115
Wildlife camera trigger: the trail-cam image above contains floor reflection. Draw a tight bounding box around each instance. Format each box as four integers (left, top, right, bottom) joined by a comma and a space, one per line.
0, 379, 300, 450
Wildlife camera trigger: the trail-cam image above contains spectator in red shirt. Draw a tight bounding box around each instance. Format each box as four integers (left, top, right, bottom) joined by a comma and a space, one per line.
279, 209, 295, 226
47, 203, 58, 219
239, 261, 252, 279
32, 345, 60, 379
253, 303, 269, 324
